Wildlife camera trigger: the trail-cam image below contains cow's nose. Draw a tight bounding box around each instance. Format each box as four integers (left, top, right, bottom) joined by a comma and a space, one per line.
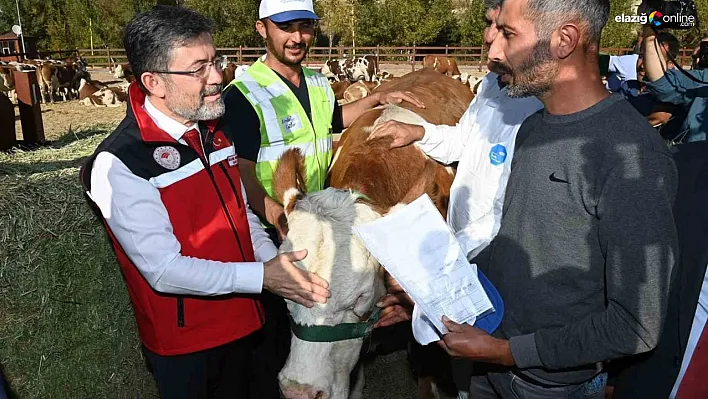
280, 381, 326, 399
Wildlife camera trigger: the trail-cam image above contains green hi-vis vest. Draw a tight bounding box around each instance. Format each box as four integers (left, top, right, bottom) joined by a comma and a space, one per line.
229, 58, 336, 209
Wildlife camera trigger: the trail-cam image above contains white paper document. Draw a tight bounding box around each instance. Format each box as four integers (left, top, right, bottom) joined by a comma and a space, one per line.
352, 194, 494, 344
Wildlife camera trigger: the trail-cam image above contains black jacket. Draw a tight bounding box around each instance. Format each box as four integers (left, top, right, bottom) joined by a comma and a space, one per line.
614, 141, 708, 398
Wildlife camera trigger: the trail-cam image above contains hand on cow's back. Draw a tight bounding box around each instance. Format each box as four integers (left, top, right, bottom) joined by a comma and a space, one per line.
375, 90, 426, 109
367, 120, 425, 149
263, 249, 331, 308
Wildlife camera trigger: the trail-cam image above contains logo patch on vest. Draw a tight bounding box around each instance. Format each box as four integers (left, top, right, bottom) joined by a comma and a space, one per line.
489, 144, 507, 166
227, 154, 238, 167
153, 146, 181, 170
281, 114, 302, 134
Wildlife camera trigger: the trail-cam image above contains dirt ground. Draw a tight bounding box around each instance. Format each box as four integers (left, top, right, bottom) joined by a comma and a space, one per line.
13, 68, 127, 142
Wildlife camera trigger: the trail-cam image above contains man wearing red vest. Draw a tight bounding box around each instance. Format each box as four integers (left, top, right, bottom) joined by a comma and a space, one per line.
80, 6, 330, 398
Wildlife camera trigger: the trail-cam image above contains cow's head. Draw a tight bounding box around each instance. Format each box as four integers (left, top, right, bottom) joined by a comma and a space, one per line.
113, 64, 125, 79
273, 149, 386, 399
75, 58, 88, 74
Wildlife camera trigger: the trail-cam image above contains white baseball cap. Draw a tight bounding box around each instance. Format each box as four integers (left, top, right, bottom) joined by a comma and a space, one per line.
259, 0, 319, 23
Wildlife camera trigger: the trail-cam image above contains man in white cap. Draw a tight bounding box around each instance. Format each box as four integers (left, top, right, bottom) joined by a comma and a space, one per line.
224, 0, 423, 241
222, 3, 423, 397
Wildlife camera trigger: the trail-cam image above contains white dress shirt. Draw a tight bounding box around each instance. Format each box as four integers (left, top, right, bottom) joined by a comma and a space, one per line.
608, 54, 639, 82
88, 97, 278, 296
670, 263, 708, 398
416, 72, 543, 259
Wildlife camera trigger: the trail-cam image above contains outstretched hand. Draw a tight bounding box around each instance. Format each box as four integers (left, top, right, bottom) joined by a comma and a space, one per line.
263, 249, 330, 307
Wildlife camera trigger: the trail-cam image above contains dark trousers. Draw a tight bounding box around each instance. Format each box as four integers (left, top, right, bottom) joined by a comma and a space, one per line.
143, 333, 257, 399
468, 368, 607, 399
250, 227, 291, 399
249, 290, 292, 399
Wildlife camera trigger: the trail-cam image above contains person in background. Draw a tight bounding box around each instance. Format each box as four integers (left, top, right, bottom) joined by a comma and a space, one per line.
644, 25, 708, 143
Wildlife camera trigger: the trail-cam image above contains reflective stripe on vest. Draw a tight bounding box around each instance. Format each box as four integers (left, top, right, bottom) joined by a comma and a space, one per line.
230, 59, 335, 205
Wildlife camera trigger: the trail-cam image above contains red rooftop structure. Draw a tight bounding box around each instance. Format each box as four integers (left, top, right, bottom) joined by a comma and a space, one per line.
0, 32, 39, 62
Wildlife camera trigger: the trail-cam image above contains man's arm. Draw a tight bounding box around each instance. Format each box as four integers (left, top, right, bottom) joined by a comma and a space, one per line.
241, 179, 278, 262
90, 152, 266, 295
415, 101, 478, 164
222, 86, 287, 238
645, 67, 708, 106
341, 91, 425, 128
511, 152, 678, 370
239, 159, 288, 239
367, 85, 483, 164
89, 152, 329, 306
643, 28, 670, 83
642, 29, 708, 106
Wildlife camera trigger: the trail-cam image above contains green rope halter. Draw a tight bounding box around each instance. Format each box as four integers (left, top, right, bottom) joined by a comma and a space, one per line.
290, 308, 381, 343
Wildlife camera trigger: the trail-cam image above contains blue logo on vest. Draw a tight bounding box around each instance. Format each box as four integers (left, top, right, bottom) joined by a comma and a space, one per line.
489, 144, 507, 166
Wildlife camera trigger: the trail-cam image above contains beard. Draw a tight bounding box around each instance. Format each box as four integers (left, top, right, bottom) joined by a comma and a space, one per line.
266, 35, 310, 67
495, 40, 558, 98
165, 80, 225, 121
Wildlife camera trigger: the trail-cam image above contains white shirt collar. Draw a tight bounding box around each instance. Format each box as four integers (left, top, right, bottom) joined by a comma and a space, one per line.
143, 96, 196, 143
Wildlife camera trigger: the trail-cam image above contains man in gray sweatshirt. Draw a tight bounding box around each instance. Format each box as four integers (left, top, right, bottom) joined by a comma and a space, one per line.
434, 0, 679, 397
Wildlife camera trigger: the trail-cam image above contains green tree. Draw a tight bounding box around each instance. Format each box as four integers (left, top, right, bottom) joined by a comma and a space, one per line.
316, 0, 353, 46
187, 0, 261, 47
456, 0, 487, 46
600, 0, 638, 49
356, 0, 456, 46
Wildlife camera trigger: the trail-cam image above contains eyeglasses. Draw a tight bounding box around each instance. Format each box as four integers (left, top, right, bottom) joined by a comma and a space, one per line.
153, 56, 227, 79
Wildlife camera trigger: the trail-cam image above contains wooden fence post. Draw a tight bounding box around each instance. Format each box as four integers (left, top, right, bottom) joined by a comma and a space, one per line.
238, 46, 243, 64
445, 45, 449, 55
479, 46, 485, 72
376, 45, 380, 65
411, 45, 416, 72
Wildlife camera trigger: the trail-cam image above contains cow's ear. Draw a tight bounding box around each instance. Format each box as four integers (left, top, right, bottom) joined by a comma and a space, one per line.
282, 189, 303, 216
273, 148, 308, 210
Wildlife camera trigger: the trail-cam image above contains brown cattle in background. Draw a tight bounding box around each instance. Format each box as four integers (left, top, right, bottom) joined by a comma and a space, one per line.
422, 55, 461, 77
331, 80, 351, 101
342, 80, 379, 103
114, 63, 135, 83
222, 62, 238, 84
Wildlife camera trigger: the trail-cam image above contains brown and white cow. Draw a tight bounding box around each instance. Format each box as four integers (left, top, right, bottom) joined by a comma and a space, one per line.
422, 55, 461, 77
114, 63, 136, 83
342, 81, 379, 103
221, 61, 238, 84
331, 81, 351, 101
78, 78, 106, 100
0, 64, 15, 101
35, 61, 60, 103
274, 69, 472, 399
80, 86, 127, 107
321, 59, 351, 82
348, 55, 379, 82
